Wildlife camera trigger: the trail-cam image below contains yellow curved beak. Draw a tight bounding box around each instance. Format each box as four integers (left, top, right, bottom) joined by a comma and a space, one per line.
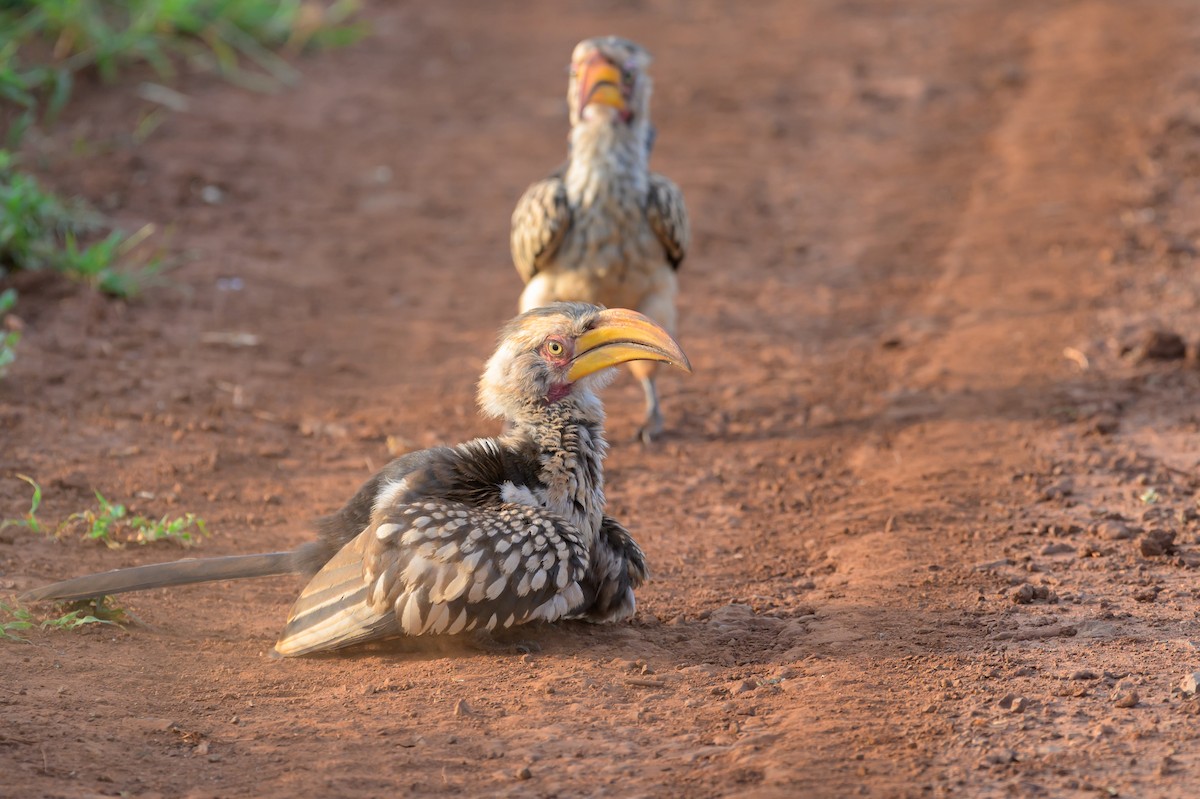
567, 308, 691, 382
578, 55, 627, 112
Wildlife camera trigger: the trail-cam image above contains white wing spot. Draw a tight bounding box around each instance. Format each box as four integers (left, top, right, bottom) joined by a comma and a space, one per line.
426, 603, 451, 635
446, 608, 469, 635
401, 596, 425, 635
442, 570, 472, 603
375, 523, 402, 541
501, 551, 521, 576
372, 478, 411, 516
462, 549, 485, 572
500, 481, 540, 507
486, 576, 507, 600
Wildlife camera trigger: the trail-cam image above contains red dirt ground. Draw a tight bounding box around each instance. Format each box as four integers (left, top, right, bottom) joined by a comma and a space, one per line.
4, 1, 1200, 796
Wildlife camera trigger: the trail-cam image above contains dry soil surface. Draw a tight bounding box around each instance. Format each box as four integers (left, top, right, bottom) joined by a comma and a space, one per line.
4, 1, 1200, 797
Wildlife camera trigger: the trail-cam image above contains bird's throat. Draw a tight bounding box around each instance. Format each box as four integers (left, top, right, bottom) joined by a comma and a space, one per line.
567, 117, 648, 204
508, 402, 608, 542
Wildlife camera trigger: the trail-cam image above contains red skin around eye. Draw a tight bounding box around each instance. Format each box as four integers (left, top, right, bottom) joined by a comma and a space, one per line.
542, 338, 572, 367
543, 338, 573, 403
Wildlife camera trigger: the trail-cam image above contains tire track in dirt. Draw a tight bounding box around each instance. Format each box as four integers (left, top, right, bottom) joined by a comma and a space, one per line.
804, 2, 1198, 797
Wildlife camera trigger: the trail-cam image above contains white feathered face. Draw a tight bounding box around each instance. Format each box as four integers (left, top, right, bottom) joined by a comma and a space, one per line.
477, 303, 690, 420
567, 36, 653, 128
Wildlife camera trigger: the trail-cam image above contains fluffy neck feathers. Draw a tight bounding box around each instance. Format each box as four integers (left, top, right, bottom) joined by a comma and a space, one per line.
565, 117, 650, 205
504, 399, 607, 541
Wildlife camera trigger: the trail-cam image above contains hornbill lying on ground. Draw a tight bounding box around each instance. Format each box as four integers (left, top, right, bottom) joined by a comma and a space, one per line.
23, 304, 691, 657
511, 36, 690, 444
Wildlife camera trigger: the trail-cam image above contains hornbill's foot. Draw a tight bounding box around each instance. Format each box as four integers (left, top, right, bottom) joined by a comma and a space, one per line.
636, 412, 664, 446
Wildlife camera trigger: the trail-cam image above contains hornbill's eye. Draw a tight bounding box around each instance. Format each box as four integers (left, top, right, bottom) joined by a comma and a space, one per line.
544, 340, 565, 357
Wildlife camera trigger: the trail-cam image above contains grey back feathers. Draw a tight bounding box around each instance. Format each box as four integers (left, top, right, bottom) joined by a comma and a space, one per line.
276, 430, 603, 656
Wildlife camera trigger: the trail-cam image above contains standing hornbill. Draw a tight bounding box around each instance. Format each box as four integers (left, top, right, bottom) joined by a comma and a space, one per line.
22, 304, 691, 657
511, 36, 690, 444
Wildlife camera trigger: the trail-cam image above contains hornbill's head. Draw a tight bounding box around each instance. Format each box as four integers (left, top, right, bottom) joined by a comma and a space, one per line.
567, 36, 653, 129
478, 303, 690, 422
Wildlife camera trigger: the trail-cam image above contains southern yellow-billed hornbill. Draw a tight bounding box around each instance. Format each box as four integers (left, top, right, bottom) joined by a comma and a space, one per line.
511, 36, 690, 443
22, 304, 690, 657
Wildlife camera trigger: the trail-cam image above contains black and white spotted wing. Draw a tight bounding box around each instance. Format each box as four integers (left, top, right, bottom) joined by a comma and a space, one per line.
645, 172, 689, 269
274, 499, 589, 657
511, 173, 571, 283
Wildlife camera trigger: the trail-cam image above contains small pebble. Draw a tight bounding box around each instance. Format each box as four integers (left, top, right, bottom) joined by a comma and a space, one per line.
1139, 530, 1176, 557
1132, 329, 1186, 362
983, 748, 1017, 765
1011, 583, 1056, 604
515, 766, 532, 781
1133, 586, 1160, 603
1094, 520, 1136, 541
1180, 672, 1200, 696
1039, 480, 1073, 501
1112, 690, 1139, 708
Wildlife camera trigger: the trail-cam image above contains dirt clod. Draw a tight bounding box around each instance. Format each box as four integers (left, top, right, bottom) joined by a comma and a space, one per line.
1133, 586, 1161, 603
1139, 530, 1177, 557
1094, 520, 1138, 541
1112, 690, 1140, 708
984, 749, 1017, 766
1011, 584, 1057, 604
1128, 329, 1187, 362
1181, 673, 1200, 696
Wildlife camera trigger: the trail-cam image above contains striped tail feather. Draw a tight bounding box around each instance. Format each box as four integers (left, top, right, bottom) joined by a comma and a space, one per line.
21, 552, 299, 603
274, 531, 399, 657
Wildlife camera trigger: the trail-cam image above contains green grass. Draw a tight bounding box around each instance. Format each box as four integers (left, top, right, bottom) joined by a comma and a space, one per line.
0, 287, 17, 375
130, 510, 208, 545
3, 477, 207, 547
1, 597, 128, 642
0, 0, 365, 339
0, 2, 364, 377
64, 489, 208, 548
0, 150, 164, 297
1, 473, 44, 534
0, 1, 365, 131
